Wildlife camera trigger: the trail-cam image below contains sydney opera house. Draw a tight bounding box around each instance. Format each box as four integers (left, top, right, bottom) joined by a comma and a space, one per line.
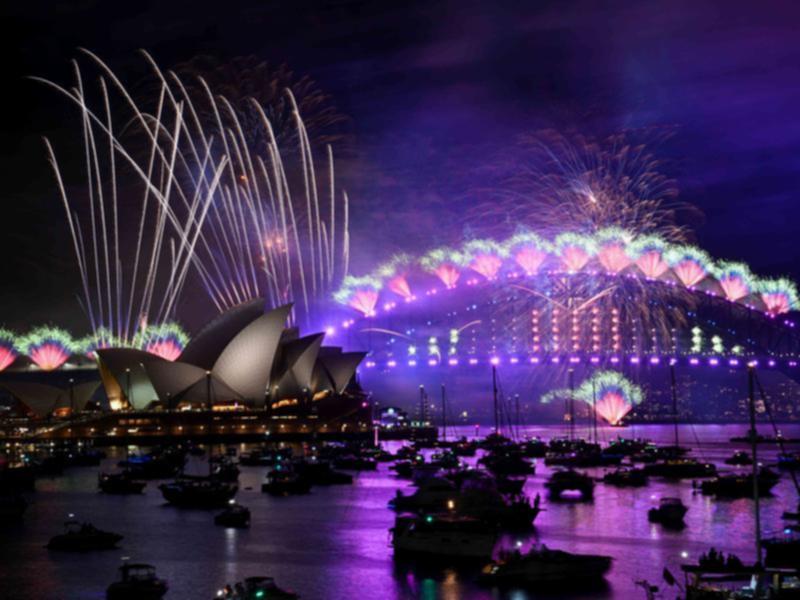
0, 300, 369, 438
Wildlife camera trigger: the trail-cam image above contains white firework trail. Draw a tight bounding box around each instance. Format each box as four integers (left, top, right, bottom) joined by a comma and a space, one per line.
36, 49, 350, 344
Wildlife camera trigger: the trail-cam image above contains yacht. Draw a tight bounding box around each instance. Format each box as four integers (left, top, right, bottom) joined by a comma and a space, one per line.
648, 497, 688, 526
214, 501, 251, 528
159, 476, 237, 508
214, 576, 298, 599
602, 467, 648, 487
47, 519, 123, 551
700, 468, 780, 499
480, 545, 612, 585
545, 469, 594, 501
391, 513, 497, 560
106, 562, 167, 600
98, 471, 146, 495
261, 469, 312, 496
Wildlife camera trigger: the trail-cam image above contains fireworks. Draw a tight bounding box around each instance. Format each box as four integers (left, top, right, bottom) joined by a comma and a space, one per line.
507, 231, 552, 276
139, 322, 189, 361
541, 370, 644, 426
555, 232, 597, 273
714, 261, 755, 303
420, 248, 468, 289
467, 130, 689, 242
464, 240, 507, 280
758, 278, 799, 316
595, 228, 634, 274
630, 236, 669, 279
334, 229, 796, 321
21, 327, 76, 371
666, 245, 712, 288
37, 50, 350, 340
81, 327, 120, 359
0, 329, 19, 372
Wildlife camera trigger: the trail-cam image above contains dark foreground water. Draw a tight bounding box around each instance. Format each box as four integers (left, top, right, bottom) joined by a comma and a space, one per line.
2, 424, 799, 600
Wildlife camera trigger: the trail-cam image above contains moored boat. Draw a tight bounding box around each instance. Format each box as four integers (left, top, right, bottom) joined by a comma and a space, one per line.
479, 545, 612, 585
390, 513, 497, 561
106, 562, 167, 600
214, 576, 298, 599
47, 519, 123, 551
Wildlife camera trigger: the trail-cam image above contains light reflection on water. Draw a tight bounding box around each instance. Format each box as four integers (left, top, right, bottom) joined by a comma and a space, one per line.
0, 424, 798, 599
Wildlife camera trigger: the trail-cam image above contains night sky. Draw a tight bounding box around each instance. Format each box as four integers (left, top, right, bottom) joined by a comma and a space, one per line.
2, 0, 799, 332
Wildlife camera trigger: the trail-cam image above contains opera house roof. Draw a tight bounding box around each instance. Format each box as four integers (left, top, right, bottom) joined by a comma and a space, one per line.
95, 299, 366, 410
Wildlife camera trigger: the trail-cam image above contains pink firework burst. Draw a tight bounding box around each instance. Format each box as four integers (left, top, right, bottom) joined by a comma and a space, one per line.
673, 259, 707, 287
349, 289, 379, 316
597, 243, 631, 274
470, 254, 503, 280
762, 293, 791, 315
434, 264, 461, 288
595, 391, 633, 426
560, 246, 591, 272
719, 276, 749, 302
29, 343, 71, 371
514, 247, 548, 276
145, 340, 183, 361
636, 250, 669, 279
0, 346, 16, 371
388, 275, 413, 300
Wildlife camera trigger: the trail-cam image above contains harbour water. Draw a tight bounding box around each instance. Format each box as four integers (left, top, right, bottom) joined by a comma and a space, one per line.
2, 423, 798, 599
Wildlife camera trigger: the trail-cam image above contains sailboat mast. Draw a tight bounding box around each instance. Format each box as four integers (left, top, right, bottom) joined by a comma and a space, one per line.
592, 378, 598, 445
568, 368, 575, 443
748, 365, 762, 565
669, 364, 680, 449
492, 365, 499, 436
441, 384, 447, 442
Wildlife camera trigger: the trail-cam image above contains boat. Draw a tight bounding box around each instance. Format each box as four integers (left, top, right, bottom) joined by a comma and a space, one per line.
211, 456, 241, 482
603, 467, 648, 487
479, 448, 535, 475
214, 576, 298, 599
452, 438, 478, 457
672, 366, 800, 600
390, 513, 497, 560
159, 476, 238, 508
214, 501, 250, 528
389, 477, 457, 512
495, 475, 526, 495
98, 471, 147, 494
261, 469, 312, 496
479, 545, 612, 585
648, 497, 688, 526
545, 469, 594, 501
724, 451, 753, 466
700, 468, 780, 499
47, 519, 123, 551
119, 447, 186, 479
106, 562, 167, 600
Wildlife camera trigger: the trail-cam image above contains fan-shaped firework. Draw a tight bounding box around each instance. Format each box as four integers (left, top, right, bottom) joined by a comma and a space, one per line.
541, 370, 644, 426
334, 275, 382, 316
37, 50, 351, 341
81, 327, 121, 359
139, 322, 189, 361
758, 278, 799, 316
555, 232, 597, 273
714, 261, 755, 302
464, 240, 508, 280
666, 245, 713, 288
629, 236, 670, 279
420, 248, 468, 289
21, 327, 76, 371
595, 228, 634, 274
0, 329, 19, 372
505, 231, 552, 276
